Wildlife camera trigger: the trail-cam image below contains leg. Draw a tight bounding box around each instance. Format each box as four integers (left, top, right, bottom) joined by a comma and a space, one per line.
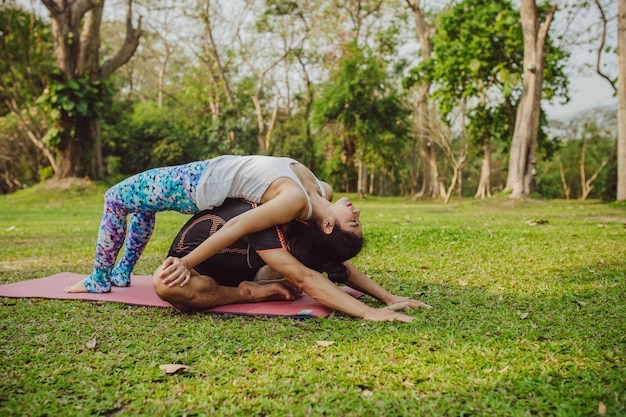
111, 212, 156, 287
252, 265, 284, 282
66, 162, 208, 294
65, 190, 129, 293
153, 266, 301, 313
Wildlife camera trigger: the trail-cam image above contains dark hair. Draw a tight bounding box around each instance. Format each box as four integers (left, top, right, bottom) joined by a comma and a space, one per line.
282, 220, 364, 283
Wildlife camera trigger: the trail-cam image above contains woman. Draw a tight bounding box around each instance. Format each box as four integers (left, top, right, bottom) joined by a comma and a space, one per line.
65, 155, 362, 294
154, 198, 432, 322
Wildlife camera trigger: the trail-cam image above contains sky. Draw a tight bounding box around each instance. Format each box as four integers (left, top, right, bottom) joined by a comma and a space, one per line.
544, 47, 618, 120
543, 1, 618, 120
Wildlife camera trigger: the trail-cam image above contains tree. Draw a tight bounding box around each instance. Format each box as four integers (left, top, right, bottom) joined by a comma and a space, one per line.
405, 0, 446, 198
504, 0, 557, 198
0, 4, 58, 190
314, 44, 410, 196
618, 0, 626, 200
240, 0, 309, 154
537, 109, 616, 199
428, 0, 522, 199
39, 0, 141, 179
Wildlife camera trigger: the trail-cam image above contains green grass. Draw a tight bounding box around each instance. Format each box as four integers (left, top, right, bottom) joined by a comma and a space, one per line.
1, 183, 625, 416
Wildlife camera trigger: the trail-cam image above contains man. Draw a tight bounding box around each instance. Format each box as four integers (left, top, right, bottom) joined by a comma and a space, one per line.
153, 199, 432, 321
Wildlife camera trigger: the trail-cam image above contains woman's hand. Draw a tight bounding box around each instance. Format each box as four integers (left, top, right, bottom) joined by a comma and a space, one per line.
158, 256, 192, 287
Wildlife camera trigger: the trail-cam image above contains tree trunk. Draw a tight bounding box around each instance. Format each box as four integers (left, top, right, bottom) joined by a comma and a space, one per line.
618, 0, 626, 200
474, 143, 492, 198
558, 159, 571, 199
357, 158, 365, 198
504, 1, 556, 198
406, 0, 442, 198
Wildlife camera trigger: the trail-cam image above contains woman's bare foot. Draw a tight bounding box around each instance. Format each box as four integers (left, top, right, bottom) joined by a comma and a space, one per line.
63, 280, 88, 293
238, 280, 302, 302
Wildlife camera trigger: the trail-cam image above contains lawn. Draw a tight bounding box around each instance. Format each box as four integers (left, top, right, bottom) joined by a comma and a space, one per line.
0, 181, 624, 416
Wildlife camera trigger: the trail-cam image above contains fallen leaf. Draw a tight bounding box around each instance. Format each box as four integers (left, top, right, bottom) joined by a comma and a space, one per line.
520, 312, 529, 319
574, 300, 587, 306
598, 401, 607, 415
316, 341, 335, 347
403, 379, 415, 388
85, 336, 97, 349
526, 219, 549, 226
159, 364, 190, 374
361, 389, 373, 397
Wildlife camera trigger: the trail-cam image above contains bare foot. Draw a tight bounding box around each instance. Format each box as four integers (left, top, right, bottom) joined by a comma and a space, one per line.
238, 281, 302, 302
63, 280, 88, 293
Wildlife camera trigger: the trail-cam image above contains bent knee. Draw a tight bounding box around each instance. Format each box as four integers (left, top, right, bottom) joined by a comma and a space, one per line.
152, 269, 199, 313
152, 268, 168, 296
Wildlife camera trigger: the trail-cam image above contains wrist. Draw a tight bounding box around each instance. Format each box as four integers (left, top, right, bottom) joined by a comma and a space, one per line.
181, 258, 191, 270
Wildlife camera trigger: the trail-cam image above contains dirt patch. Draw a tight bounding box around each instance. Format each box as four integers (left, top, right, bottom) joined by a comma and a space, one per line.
41, 177, 93, 191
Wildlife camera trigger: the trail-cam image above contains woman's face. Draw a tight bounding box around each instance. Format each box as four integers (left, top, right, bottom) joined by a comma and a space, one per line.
333, 197, 362, 237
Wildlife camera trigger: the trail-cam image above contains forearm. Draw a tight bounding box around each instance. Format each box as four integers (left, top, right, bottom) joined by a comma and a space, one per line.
343, 262, 396, 305
181, 221, 245, 267
295, 270, 372, 318
260, 251, 414, 321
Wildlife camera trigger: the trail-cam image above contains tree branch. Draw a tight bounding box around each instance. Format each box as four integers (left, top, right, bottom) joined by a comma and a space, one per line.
537, 3, 557, 56
100, 0, 142, 79
594, 0, 618, 93
5, 99, 58, 173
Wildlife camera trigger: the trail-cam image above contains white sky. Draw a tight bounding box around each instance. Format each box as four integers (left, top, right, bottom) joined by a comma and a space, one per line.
544, 47, 618, 120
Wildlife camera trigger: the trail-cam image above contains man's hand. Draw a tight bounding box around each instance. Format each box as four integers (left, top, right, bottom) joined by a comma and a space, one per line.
362, 308, 415, 322
158, 256, 192, 287
386, 295, 433, 310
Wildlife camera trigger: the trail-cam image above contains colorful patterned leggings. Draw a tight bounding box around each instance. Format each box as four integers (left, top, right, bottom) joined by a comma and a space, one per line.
84, 161, 210, 293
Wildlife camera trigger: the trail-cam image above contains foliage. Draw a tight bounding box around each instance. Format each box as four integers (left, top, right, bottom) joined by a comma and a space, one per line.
537, 108, 617, 199
1, 189, 625, 415
0, 5, 56, 192
426, 0, 523, 116
118, 102, 205, 174
314, 43, 410, 190
35, 74, 112, 149
0, 1, 616, 200
0, 5, 55, 114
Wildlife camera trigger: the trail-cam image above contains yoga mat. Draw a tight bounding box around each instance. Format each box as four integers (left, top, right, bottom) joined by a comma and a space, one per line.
0, 272, 362, 318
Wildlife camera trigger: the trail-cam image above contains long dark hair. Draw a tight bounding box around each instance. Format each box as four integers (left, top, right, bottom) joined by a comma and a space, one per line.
282, 220, 364, 283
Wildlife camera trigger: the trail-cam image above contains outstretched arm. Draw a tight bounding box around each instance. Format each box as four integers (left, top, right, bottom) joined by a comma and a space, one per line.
259, 250, 416, 322
342, 262, 432, 310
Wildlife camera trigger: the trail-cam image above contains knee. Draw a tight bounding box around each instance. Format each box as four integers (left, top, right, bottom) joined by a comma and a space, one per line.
152, 271, 168, 298
152, 267, 197, 313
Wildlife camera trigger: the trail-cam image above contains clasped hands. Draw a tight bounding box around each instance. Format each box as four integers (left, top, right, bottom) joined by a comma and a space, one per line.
158, 256, 192, 287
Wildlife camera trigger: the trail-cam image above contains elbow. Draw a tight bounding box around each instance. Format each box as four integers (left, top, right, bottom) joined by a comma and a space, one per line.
286, 267, 321, 293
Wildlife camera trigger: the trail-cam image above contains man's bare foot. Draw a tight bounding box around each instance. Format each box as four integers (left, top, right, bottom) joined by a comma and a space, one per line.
238, 281, 302, 302
63, 280, 88, 293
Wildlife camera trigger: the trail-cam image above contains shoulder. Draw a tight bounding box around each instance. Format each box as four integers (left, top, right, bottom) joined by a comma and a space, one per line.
321, 181, 333, 201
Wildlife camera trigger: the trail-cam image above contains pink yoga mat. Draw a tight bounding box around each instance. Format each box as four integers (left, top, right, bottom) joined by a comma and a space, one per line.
0, 272, 362, 318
